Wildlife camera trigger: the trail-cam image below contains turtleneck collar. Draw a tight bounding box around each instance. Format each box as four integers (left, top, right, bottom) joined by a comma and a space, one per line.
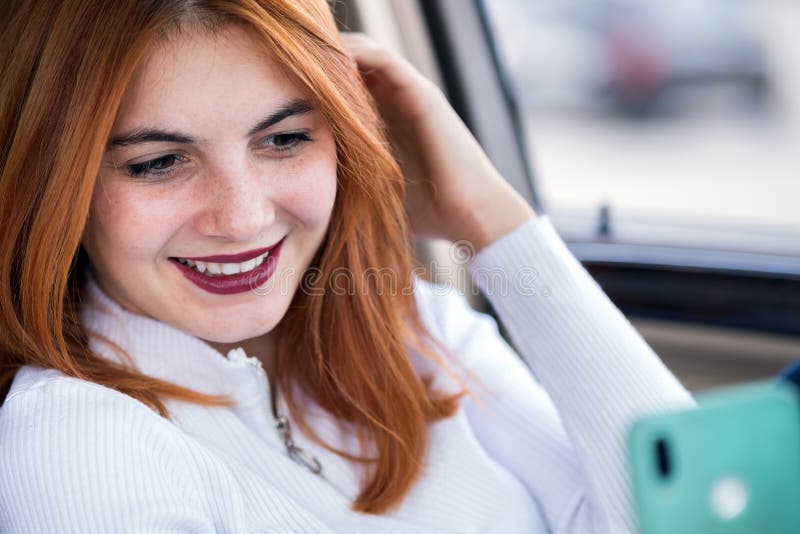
78, 271, 269, 405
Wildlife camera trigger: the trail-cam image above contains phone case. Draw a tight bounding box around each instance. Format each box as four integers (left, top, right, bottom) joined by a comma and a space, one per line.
628, 381, 800, 534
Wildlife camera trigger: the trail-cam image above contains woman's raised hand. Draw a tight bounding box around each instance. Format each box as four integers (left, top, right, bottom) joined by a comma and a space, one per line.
341, 32, 535, 253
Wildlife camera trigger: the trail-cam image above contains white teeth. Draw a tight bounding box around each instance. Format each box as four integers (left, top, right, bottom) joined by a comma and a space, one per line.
177, 250, 270, 277
221, 263, 239, 275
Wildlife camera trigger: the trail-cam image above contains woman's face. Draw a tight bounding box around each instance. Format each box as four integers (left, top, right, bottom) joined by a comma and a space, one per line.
83, 26, 338, 349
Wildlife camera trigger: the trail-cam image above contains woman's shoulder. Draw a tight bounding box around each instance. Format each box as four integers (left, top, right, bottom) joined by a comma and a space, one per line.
0, 365, 213, 531
0, 364, 190, 451
0, 364, 196, 478
412, 277, 510, 376
413, 277, 486, 344
411, 217, 554, 341
5, 364, 100, 399
2, 364, 162, 419
0, 365, 184, 459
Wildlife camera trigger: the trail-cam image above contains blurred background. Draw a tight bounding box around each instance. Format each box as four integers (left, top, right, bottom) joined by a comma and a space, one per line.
484, 0, 799, 233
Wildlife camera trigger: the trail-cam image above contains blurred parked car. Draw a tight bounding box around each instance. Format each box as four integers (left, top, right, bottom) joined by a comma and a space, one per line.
492, 0, 769, 115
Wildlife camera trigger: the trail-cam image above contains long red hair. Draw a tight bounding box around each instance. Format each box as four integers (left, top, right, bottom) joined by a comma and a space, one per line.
0, 0, 471, 515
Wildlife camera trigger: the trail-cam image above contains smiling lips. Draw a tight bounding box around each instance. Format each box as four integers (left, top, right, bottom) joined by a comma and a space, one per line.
181, 244, 277, 263
171, 238, 284, 295
175, 251, 270, 276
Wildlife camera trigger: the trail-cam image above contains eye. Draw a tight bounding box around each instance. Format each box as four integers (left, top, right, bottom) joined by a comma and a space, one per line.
126, 154, 188, 179
258, 132, 312, 154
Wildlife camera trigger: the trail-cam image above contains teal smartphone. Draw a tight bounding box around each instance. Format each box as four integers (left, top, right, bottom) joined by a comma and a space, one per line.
628, 381, 800, 534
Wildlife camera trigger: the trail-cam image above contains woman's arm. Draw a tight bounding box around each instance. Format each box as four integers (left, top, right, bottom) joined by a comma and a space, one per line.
471, 217, 695, 533
414, 216, 695, 533
346, 33, 696, 533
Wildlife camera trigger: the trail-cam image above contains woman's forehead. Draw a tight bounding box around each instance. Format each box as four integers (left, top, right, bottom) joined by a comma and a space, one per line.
113, 26, 309, 135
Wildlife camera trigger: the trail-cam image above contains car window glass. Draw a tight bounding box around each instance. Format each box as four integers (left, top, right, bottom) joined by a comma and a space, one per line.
483, 0, 800, 253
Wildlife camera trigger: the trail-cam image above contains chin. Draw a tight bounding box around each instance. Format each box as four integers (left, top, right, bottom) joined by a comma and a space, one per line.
165, 286, 291, 344
194, 316, 281, 345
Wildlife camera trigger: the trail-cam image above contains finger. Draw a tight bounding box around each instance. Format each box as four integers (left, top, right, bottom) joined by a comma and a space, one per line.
340, 33, 398, 72
340, 32, 420, 88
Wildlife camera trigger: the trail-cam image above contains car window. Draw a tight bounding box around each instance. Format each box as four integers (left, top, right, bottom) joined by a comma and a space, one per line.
482, 0, 800, 257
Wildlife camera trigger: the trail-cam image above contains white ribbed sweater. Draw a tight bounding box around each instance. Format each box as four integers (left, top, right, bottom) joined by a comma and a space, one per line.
0, 217, 694, 533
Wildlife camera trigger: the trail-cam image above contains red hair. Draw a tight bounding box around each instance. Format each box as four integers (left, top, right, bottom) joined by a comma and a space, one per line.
0, 0, 472, 514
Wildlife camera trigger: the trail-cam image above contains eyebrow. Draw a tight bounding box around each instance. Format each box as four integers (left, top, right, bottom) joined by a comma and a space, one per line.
107, 98, 315, 148
247, 98, 314, 137
107, 130, 194, 147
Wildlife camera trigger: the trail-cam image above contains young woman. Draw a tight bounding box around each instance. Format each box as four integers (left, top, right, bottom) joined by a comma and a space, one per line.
0, 1, 694, 532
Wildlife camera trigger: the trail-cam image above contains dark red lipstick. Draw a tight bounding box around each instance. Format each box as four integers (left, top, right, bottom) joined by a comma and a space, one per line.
171, 238, 284, 295
181, 243, 279, 263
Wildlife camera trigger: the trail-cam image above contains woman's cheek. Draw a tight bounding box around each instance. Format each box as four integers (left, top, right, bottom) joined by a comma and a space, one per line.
91, 186, 182, 263
277, 149, 338, 229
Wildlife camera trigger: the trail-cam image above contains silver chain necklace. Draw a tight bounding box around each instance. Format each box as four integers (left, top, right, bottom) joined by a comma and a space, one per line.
269, 376, 323, 476
229, 348, 323, 477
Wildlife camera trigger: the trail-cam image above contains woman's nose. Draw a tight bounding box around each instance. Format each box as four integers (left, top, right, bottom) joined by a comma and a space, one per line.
192, 166, 276, 242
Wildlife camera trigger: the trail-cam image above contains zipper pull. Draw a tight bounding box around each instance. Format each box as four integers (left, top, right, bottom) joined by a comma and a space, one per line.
274, 414, 323, 475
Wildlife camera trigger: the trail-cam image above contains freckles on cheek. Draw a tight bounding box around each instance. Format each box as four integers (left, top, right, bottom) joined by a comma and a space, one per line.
279, 155, 338, 224
91, 188, 177, 259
